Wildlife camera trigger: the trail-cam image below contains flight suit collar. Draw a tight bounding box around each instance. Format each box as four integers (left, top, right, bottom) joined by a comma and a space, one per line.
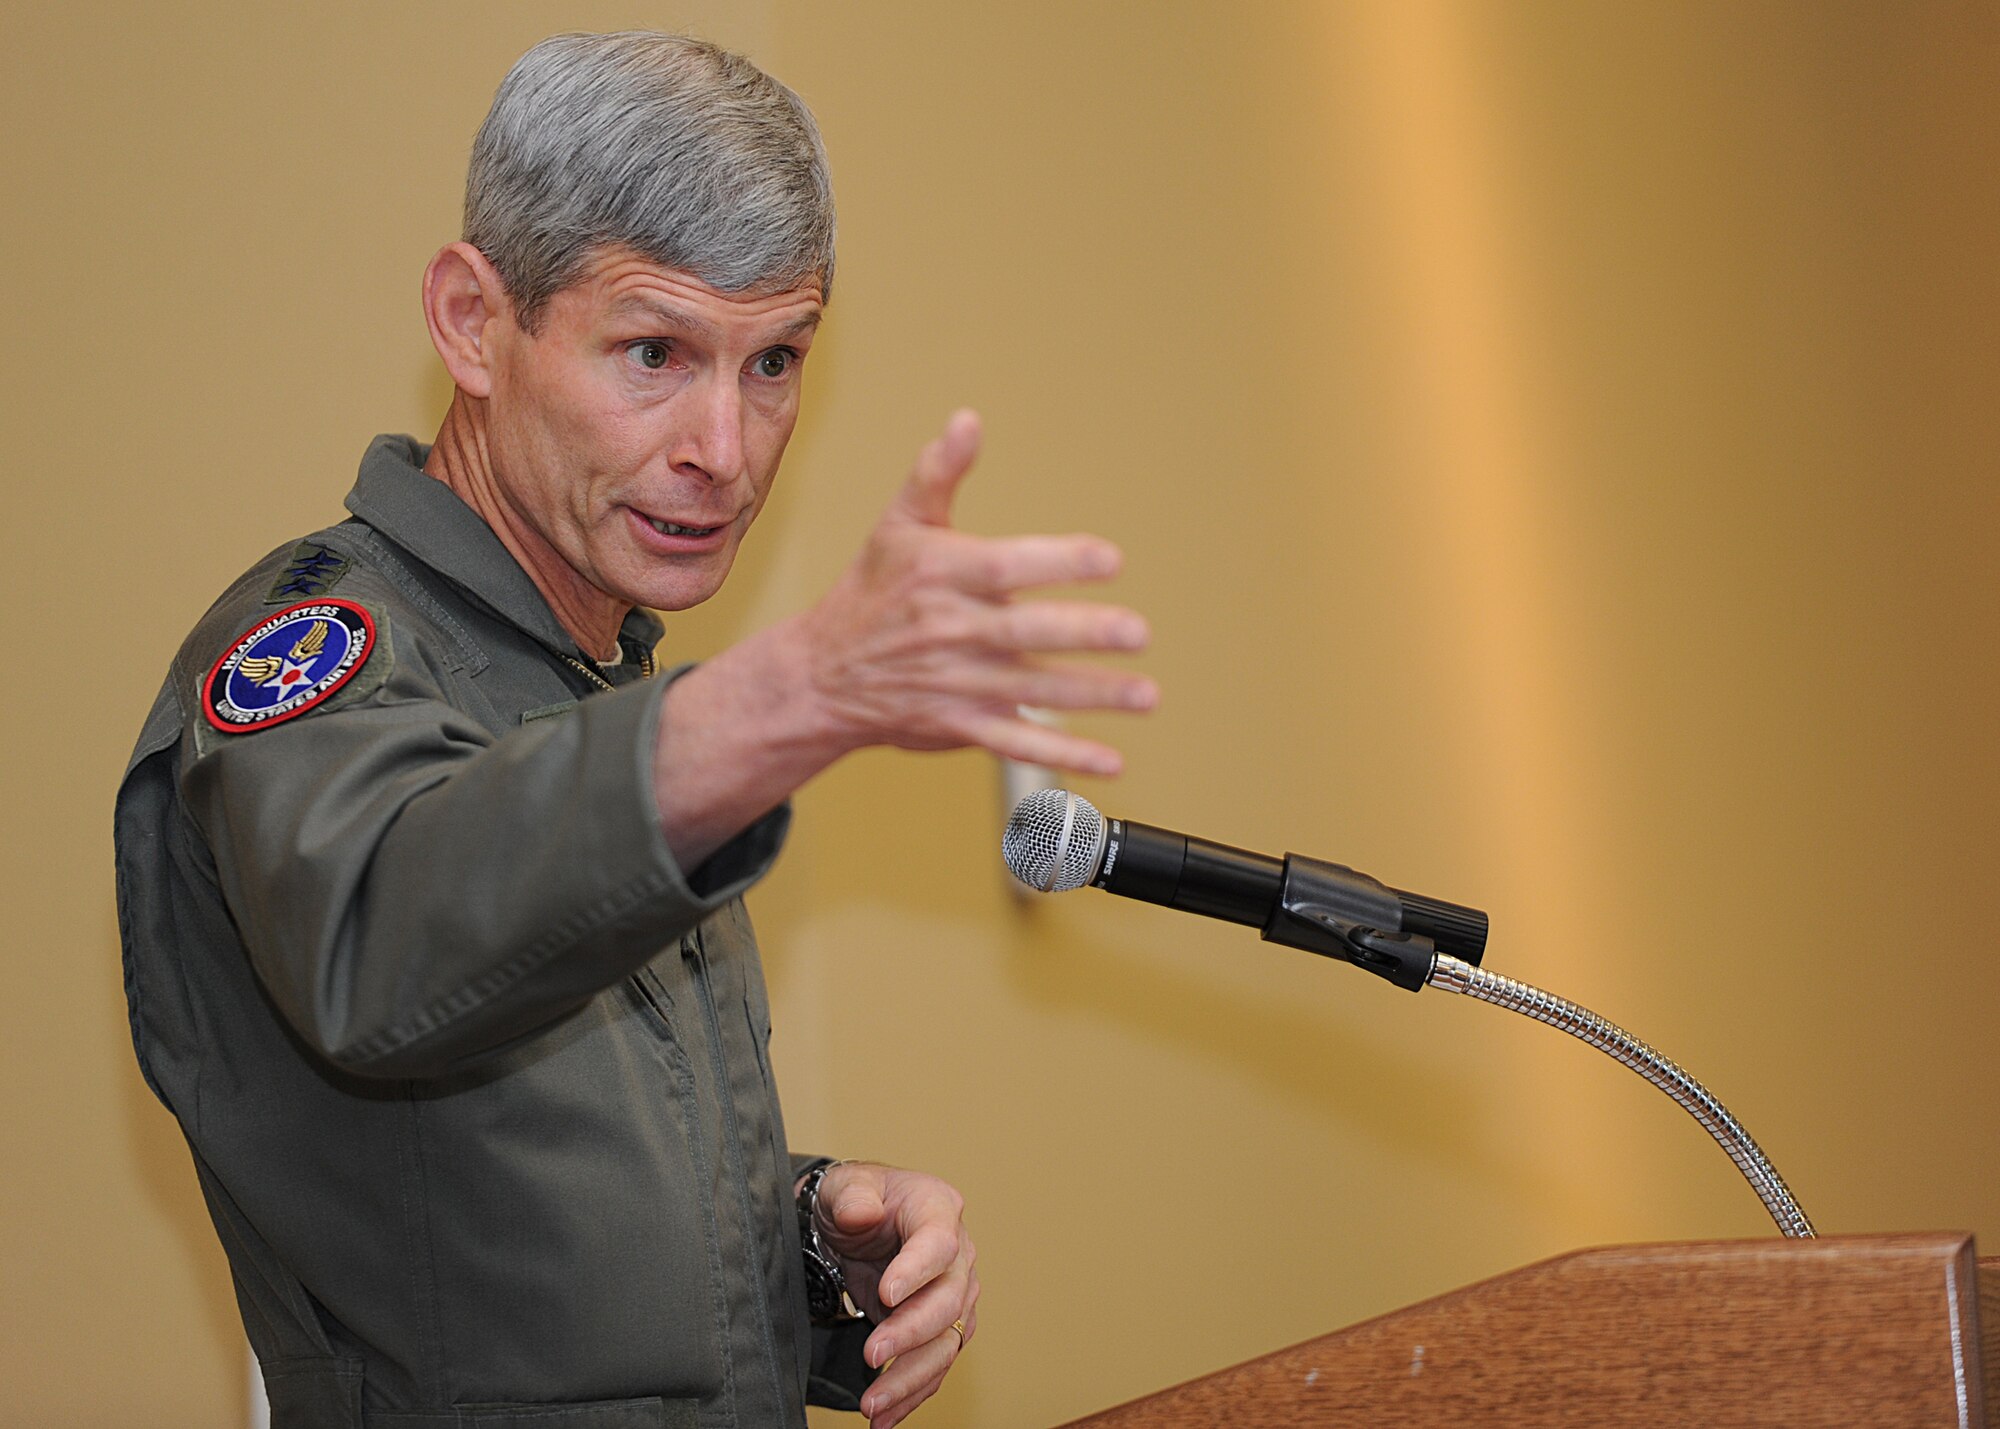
344, 434, 665, 661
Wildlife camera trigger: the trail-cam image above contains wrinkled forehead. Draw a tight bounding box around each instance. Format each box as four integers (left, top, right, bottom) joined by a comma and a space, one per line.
544, 247, 826, 340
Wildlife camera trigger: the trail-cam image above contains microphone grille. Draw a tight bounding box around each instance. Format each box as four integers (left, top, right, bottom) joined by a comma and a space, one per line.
1002, 788, 1107, 893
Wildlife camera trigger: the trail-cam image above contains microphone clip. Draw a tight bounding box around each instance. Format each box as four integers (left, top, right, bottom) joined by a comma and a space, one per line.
1263, 855, 1439, 992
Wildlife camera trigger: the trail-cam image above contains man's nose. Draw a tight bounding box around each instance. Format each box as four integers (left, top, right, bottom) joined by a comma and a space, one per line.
670, 370, 747, 486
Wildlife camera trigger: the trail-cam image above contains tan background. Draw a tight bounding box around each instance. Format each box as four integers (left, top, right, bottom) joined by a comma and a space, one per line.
4, 2, 1996, 1425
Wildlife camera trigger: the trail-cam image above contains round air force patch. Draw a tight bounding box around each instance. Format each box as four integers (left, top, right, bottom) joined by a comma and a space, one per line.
203, 599, 376, 733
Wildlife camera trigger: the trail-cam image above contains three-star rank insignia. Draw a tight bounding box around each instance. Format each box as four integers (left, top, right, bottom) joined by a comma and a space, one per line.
203, 599, 376, 733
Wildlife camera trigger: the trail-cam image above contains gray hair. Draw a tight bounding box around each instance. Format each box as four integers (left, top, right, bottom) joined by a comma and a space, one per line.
464, 32, 835, 331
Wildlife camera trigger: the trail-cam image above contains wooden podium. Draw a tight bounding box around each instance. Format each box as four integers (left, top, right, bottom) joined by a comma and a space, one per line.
1058, 1233, 1998, 1427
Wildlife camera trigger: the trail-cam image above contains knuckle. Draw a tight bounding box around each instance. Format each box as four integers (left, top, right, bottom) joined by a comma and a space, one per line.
989, 603, 1024, 647
907, 588, 969, 640
873, 525, 921, 568
976, 544, 1011, 588
919, 608, 974, 647
1033, 672, 1076, 707
906, 584, 950, 620
909, 545, 950, 584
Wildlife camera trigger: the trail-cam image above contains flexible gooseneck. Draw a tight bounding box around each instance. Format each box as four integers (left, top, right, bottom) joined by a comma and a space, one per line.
1427, 954, 1815, 1239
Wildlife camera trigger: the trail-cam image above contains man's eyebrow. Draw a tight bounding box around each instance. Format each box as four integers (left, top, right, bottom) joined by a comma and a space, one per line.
607, 293, 822, 343
771, 310, 824, 341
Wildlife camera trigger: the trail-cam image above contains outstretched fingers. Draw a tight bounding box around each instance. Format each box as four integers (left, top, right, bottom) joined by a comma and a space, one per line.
799, 412, 1158, 768
957, 708, 1130, 777
953, 532, 1125, 595
986, 599, 1149, 655
914, 656, 1157, 715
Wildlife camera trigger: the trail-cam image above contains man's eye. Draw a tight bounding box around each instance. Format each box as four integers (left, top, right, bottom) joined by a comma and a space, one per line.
632, 341, 671, 370
754, 349, 794, 379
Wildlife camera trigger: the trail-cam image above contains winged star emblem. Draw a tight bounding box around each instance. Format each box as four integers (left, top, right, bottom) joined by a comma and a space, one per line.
238, 619, 329, 688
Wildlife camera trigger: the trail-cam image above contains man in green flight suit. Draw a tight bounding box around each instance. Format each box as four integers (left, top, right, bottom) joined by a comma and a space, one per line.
113, 31, 1156, 1429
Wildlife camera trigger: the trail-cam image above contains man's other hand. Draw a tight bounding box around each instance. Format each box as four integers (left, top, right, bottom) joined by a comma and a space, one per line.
815, 1161, 977, 1428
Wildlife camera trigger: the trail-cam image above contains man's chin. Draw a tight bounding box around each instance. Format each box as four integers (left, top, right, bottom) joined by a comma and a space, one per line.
616, 559, 734, 614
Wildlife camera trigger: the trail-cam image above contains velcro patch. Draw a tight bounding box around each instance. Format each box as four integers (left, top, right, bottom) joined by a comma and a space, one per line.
203, 599, 375, 733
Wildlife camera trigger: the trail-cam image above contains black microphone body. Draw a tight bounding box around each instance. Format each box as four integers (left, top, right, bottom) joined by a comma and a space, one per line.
1096, 820, 1281, 925
1092, 817, 1488, 991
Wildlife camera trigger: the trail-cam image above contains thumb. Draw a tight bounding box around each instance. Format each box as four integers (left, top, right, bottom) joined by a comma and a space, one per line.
885, 408, 982, 527
829, 1175, 888, 1234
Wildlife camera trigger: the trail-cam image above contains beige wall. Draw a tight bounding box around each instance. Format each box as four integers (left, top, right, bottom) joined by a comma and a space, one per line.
5, 3, 1996, 1425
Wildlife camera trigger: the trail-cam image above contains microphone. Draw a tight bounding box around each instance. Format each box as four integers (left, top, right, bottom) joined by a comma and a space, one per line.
1001, 793, 1824, 1238
1002, 789, 1488, 991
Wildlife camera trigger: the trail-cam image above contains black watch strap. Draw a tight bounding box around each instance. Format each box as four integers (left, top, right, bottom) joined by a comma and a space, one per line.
797, 1160, 861, 1324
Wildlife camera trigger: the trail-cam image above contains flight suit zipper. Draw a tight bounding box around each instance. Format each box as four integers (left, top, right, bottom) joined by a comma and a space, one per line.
687, 925, 792, 1424
557, 644, 656, 694
627, 956, 746, 1423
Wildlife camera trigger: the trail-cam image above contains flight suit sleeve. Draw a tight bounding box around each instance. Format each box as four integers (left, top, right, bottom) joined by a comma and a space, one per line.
176, 605, 787, 1080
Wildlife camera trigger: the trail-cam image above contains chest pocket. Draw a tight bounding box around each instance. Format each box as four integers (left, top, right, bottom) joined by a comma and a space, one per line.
627, 956, 687, 1059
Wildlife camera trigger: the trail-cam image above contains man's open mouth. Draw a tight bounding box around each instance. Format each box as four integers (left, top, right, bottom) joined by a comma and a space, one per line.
645, 517, 721, 537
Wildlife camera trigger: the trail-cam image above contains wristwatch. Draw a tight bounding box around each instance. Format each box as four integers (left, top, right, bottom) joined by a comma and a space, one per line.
796, 1160, 862, 1324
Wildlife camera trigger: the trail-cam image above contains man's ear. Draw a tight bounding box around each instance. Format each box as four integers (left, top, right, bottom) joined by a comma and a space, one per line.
422, 242, 510, 399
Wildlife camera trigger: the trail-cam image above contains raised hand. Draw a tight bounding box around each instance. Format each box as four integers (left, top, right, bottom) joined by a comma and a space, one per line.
795, 408, 1158, 775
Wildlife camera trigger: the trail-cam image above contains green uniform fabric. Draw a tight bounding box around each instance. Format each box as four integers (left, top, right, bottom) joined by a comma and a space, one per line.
114, 435, 870, 1427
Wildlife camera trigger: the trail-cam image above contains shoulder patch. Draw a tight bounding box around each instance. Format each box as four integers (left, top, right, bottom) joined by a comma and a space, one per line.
202, 599, 376, 734
264, 541, 351, 603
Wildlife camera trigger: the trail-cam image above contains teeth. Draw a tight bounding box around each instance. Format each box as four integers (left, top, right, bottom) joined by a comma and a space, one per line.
648, 518, 717, 537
